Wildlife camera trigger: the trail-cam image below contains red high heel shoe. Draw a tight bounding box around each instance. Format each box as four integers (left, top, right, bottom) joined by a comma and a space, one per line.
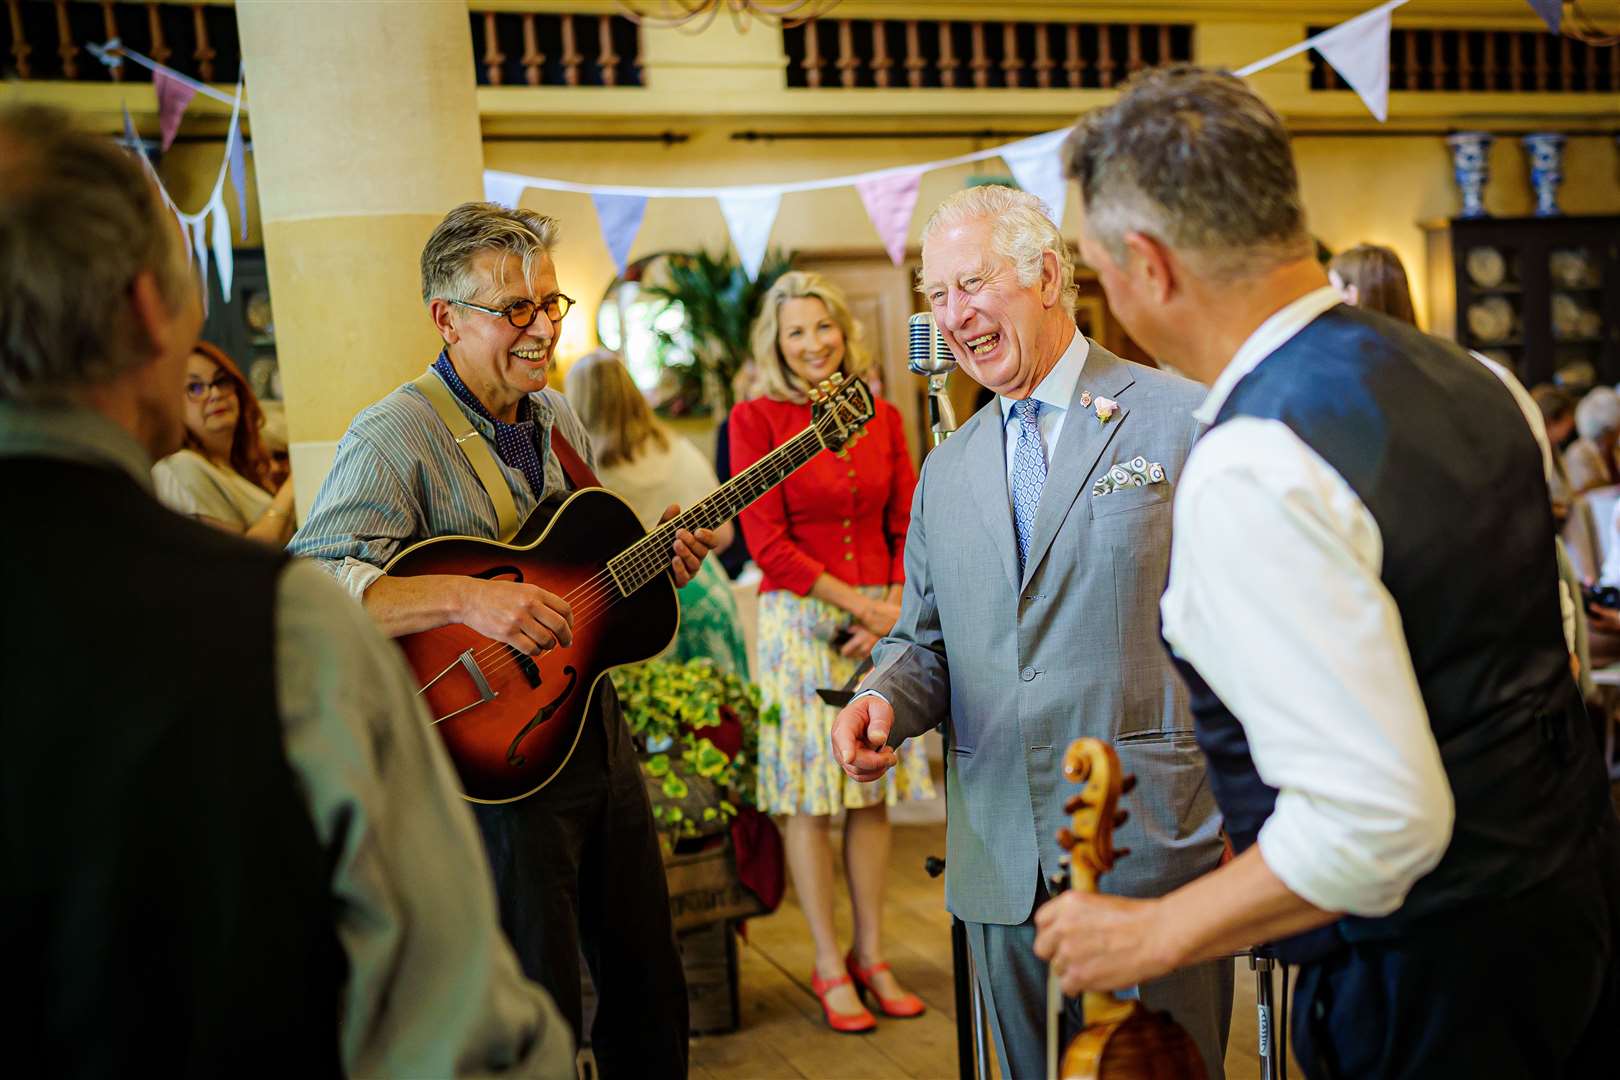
810, 969, 877, 1033
845, 951, 927, 1019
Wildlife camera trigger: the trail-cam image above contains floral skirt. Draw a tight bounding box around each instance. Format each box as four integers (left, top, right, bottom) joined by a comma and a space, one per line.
754, 587, 936, 816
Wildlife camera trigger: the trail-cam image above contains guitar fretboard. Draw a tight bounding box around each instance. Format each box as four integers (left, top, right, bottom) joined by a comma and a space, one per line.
606, 422, 830, 596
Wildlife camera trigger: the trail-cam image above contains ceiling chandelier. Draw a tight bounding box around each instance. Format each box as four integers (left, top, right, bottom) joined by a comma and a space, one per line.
1564, 2, 1618, 46
616, 1, 842, 33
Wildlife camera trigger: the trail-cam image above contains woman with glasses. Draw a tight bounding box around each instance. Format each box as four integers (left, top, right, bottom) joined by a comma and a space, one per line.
153, 341, 296, 544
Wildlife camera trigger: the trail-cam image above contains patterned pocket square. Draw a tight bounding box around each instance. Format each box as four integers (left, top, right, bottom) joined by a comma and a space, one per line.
1092, 455, 1167, 496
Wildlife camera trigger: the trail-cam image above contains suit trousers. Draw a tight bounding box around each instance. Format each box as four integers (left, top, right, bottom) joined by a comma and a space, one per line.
473, 691, 689, 1079
964, 878, 1233, 1080
1292, 822, 1620, 1080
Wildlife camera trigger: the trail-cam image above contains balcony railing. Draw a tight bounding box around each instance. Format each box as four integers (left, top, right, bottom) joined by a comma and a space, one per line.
783, 18, 1194, 90
1311, 26, 1618, 93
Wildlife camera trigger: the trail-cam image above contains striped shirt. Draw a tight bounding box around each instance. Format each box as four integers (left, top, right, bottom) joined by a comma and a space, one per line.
288, 362, 597, 600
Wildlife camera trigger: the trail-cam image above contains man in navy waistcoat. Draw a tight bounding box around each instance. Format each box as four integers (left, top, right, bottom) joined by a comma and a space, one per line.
1033, 65, 1619, 1079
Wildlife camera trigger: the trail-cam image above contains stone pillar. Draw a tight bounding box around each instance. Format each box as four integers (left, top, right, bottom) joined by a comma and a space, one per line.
235, 0, 484, 512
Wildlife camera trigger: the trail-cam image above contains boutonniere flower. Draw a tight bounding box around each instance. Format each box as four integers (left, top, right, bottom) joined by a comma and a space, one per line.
1094, 396, 1119, 426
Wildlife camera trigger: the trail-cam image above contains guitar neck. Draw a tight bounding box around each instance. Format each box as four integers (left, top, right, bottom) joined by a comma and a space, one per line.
607, 424, 829, 595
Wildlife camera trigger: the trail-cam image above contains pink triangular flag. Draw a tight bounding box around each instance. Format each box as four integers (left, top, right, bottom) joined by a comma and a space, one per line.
856, 168, 924, 266
154, 69, 197, 151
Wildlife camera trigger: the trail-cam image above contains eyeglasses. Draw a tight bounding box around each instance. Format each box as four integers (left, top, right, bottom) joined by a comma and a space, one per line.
184, 373, 236, 400
449, 293, 574, 330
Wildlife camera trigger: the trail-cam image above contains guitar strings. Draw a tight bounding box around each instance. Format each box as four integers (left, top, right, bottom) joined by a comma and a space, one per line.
445, 410, 849, 694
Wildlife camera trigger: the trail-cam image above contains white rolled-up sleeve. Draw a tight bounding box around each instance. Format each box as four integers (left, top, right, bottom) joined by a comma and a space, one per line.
1161, 418, 1455, 917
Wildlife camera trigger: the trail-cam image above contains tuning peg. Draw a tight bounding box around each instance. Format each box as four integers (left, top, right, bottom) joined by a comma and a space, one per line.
830, 372, 844, 385
1122, 774, 1138, 794
807, 387, 822, 403
1114, 847, 1132, 860
819, 379, 831, 391
1113, 810, 1129, 828
1057, 826, 1076, 849
1062, 792, 1089, 814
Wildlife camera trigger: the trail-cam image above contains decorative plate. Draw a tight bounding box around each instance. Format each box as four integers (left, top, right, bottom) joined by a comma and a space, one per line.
1549, 249, 1597, 290
1466, 295, 1514, 342
1465, 246, 1506, 289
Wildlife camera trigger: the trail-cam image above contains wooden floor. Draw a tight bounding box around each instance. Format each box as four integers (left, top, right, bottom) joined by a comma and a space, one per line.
689, 822, 1295, 1080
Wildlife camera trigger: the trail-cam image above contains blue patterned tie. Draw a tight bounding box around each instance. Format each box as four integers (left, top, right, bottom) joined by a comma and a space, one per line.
1011, 398, 1046, 577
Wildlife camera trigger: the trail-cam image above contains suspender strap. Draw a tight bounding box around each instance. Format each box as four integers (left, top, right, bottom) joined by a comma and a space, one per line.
411, 371, 521, 542
549, 427, 601, 491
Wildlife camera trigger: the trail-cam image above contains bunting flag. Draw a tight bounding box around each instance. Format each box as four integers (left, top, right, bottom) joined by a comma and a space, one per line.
855, 167, 924, 266
154, 68, 196, 151
484, 172, 528, 209
1001, 129, 1074, 226
210, 199, 235, 301
120, 102, 141, 155
591, 192, 649, 276
227, 89, 249, 239
1236, 0, 1405, 123
717, 189, 782, 281
1528, 0, 1561, 34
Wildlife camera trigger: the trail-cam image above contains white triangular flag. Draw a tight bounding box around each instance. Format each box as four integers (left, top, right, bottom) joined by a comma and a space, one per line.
211, 199, 234, 302
717, 189, 782, 281
1001, 128, 1074, 227
190, 217, 210, 313
484, 171, 527, 209
1312, 0, 1400, 121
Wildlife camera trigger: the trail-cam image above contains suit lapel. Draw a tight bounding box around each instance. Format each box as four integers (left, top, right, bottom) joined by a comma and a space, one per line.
966, 401, 1022, 593
1021, 341, 1137, 589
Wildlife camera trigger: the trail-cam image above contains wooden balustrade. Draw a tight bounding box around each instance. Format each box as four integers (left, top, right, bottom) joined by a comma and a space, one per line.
1321, 26, 1615, 93
0, 3, 638, 88
784, 18, 1191, 90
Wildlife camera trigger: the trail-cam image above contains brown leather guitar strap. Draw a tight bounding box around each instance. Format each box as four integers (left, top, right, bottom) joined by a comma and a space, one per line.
549, 427, 601, 491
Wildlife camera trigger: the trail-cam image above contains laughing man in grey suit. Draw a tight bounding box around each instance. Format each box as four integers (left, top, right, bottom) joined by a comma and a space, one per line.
832, 185, 1231, 1078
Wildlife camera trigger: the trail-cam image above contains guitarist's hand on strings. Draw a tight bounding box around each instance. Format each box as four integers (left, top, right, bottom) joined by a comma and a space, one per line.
459, 577, 574, 656
660, 503, 717, 588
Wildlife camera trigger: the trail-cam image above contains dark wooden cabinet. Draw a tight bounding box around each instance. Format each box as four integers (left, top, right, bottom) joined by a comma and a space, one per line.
1425, 215, 1620, 388
200, 248, 281, 402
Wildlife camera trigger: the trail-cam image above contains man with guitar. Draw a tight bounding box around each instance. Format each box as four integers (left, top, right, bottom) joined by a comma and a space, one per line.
290, 202, 715, 1077
1035, 67, 1619, 1078
2, 110, 573, 1076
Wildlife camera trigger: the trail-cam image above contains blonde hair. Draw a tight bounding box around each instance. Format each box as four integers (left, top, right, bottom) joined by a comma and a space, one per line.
564, 349, 668, 469
918, 185, 1079, 312
748, 270, 873, 403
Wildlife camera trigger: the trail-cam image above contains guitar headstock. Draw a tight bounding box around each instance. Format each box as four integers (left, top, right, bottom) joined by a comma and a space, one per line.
807, 373, 876, 453
1053, 738, 1134, 895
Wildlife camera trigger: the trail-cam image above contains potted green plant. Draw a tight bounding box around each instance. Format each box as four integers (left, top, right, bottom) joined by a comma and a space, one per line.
610, 657, 778, 841
639, 248, 793, 416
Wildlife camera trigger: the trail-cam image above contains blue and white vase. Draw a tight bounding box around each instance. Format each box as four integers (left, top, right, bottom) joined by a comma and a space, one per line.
1521, 132, 1566, 217
1447, 132, 1493, 218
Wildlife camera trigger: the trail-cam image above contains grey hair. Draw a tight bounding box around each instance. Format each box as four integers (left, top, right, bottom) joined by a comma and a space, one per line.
420, 201, 561, 304
1575, 386, 1620, 443
918, 185, 1079, 311
1064, 65, 1313, 282
0, 104, 195, 403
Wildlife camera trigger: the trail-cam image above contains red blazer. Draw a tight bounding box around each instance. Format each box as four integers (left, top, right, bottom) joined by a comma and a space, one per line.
729, 394, 916, 597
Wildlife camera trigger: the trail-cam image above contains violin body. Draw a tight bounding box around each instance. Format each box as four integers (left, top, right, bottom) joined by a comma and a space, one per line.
1050, 739, 1210, 1080
1061, 999, 1208, 1080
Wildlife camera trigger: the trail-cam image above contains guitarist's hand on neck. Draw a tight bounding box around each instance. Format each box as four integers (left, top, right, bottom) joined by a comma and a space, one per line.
660, 503, 717, 588
362, 574, 573, 652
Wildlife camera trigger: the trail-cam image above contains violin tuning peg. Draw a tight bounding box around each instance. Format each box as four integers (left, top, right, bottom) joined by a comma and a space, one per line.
1122, 774, 1139, 794
1062, 793, 1087, 814
1057, 826, 1077, 849
1113, 810, 1129, 828
1114, 846, 1132, 860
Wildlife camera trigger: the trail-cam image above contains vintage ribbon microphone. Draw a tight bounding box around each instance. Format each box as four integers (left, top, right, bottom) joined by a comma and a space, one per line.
907, 312, 990, 1080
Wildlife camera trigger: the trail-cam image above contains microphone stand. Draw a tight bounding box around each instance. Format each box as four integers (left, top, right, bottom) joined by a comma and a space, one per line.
907, 318, 985, 1080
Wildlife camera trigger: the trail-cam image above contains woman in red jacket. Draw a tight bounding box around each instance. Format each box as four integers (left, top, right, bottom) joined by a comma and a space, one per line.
731, 271, 935, 1033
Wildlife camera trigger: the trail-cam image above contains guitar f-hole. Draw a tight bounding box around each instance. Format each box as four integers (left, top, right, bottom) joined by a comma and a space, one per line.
506, 666, 578, 768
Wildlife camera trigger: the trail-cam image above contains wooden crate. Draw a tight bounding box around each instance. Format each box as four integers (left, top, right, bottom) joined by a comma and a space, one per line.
678, 919, 741, 1035
663, 837, 765, 932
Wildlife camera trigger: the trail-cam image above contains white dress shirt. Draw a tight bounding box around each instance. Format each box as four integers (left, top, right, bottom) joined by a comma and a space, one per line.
998, 327, 1088, 498
1162, 286, 1456, 917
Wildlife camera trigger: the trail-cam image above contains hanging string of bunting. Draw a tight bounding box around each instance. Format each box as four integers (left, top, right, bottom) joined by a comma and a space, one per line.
485, 0, 1411, 278
85, 38, 251, 309
84, 0, 1412, 293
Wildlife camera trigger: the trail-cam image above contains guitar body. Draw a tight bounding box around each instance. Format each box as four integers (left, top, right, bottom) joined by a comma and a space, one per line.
387, 488, 678, 803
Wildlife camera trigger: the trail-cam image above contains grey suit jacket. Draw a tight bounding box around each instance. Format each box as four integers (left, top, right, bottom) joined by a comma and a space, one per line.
866, 339, 1224, 925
